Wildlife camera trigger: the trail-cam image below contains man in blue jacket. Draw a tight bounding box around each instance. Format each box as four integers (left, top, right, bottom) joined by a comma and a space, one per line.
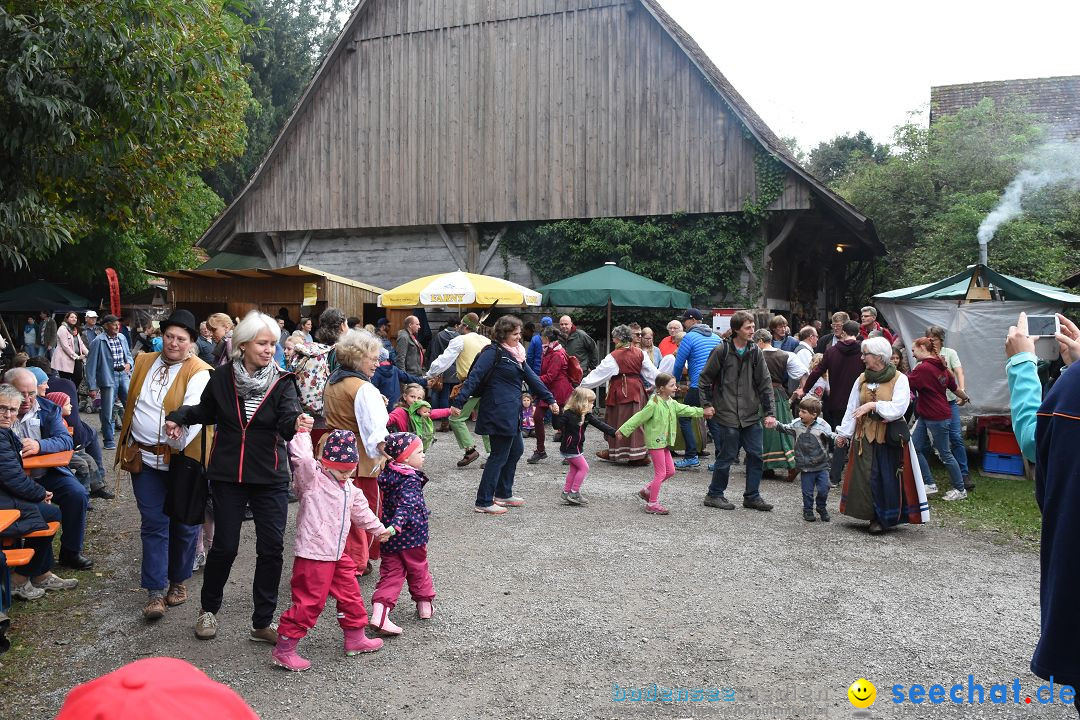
85, 314, 133, 449
527, 316, 553, 375
671, 309, 721, 469
5, 368, 93, 570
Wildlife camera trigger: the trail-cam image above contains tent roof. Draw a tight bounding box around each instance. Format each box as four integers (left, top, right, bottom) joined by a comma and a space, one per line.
537, 265, 691, 308
0, 280, 90, 312
873, 264, 1080, 305
198, 252, 270, 270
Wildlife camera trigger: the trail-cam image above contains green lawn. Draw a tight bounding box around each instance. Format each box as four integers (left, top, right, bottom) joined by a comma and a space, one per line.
926, 463, 1041, 546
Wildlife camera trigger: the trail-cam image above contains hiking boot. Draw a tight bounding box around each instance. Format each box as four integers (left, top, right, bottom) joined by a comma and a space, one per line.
34, 573, 78, 591
817, 507, 831, 522
703, 494, 735, 510
457, 448, 480, 467
194, 611, 218, 640
493, 496, 525, 508
11, 581, 44, 601
143, 596, 167, 621
57, 550, 94, 570
674, 457, 699, 470
343, 628, 383, 655
165, 582, 188, 607
803, 508, 817, 522
526, 451, 546, 464
416, 600, 434, 620
89, 485, 115, 499
272, 636, 311, 672
924, 483, 939, 496
743, 496, 774, 512
644, 502, 670, 515
250, 623, 279, 644
942, 489, 968, 501
368, 602, 403, 636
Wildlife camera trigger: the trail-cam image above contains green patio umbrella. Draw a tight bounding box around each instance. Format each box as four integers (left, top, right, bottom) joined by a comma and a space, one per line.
537, 263, 692, 351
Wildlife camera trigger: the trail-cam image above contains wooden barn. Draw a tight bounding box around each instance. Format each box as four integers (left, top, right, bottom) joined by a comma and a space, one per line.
197, 0, 883, 317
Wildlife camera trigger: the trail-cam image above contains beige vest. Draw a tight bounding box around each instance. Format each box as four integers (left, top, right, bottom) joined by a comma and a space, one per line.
456, 333, 491, 380
857, 373, 899, 444
117, 353, 214, 463
323, 376, 385, 477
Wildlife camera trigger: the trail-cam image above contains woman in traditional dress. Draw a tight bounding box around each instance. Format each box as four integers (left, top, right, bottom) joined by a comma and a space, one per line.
579, 325, 656, 466
754, 329, 807, 481
836, 336, 928, 535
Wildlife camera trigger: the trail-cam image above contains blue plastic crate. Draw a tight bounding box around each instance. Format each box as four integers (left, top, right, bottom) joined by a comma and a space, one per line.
983, 452, 1025, 476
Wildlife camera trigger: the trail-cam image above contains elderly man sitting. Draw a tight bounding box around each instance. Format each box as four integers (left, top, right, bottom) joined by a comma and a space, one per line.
4, 368, 93, 569
0, 383, 78, 600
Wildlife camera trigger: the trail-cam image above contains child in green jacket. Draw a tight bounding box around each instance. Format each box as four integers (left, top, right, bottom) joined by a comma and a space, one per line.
617, 373, 704, 515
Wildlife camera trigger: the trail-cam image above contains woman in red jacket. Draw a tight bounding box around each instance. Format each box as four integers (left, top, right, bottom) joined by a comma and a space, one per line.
528, 327, 574, 464
908, 336, 970, 501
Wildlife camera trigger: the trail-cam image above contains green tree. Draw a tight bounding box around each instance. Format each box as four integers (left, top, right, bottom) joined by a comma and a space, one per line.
0, 0, 253, 279
806, 131, 890, 184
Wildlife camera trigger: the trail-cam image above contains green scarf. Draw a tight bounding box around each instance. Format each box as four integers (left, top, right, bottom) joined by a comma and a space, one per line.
863, 362, 897, 384
407, 400, 435, 450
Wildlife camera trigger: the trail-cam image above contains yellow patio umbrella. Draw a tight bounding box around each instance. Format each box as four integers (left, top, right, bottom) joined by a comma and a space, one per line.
377, 271, 542, 308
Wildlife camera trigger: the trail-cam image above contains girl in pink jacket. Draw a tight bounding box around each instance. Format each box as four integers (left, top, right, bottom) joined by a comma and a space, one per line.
272, 429, 393, 672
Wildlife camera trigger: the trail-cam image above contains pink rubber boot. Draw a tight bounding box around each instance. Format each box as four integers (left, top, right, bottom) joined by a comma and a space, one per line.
368, 602, 403, 636
416, 600, 434, 620
343, 628, 383, 656
271, 635, 311, 672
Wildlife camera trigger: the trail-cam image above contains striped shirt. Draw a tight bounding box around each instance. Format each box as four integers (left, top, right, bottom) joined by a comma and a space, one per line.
241, 392, 267, 423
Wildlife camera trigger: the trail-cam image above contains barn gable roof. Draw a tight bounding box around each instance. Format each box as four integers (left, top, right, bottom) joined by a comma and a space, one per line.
199, 0, 879, 253
931, 75, 1080, 141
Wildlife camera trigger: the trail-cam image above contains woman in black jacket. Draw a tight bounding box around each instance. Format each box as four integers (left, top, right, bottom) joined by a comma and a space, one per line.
166, 312, 312, 643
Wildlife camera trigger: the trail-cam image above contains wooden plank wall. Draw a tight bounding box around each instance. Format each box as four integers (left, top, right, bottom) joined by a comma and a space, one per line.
236, 0, 810, 236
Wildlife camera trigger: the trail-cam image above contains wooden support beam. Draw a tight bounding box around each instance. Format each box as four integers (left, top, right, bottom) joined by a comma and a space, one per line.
763, 213, 799, 271
477, 225, 508, 274
436, 224, 467, 270
464, 224, 480, 274
292, 230, 314, 265
254, 234, 279, 269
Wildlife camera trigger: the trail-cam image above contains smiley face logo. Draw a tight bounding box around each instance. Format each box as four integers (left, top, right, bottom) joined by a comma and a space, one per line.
848, 678, 876, 708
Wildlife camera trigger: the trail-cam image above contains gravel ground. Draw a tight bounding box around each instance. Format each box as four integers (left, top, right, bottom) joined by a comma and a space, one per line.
5, 421, 1070, 720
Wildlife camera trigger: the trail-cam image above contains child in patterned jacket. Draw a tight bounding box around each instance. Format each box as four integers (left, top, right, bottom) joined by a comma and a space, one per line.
368, 432, 436, 636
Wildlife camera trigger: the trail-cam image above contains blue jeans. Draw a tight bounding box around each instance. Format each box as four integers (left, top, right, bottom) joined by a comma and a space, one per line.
706, 421, 764, 500
131, 467, 199, 592
430, 381, 452, 411
800, 469, 830, 511
98, 369, 129, 444
948, 401, 970, 476
35, 469, 88, 553
18, 502, 63, 578
913, 418, 964, 491
677, 388, 701, 458
476, 433, 523, 507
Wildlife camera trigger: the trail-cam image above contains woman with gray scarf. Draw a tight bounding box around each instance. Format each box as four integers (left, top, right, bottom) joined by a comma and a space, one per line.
166, 311, 313, 643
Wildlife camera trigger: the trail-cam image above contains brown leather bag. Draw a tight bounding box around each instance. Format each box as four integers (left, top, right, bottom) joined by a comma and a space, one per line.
119, 443, 143, 474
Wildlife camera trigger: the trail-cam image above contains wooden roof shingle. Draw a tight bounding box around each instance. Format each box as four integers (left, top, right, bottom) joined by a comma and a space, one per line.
931, 75, 1080, 140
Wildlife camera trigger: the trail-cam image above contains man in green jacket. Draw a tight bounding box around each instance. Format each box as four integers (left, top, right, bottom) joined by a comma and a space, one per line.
559, 315, 599, 375
697, 310, 776, 512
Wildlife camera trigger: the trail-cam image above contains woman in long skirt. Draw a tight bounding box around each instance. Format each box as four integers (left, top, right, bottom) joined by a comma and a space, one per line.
754, 330, 806, 480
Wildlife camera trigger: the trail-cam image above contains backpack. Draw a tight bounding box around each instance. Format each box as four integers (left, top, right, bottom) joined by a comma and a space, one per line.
292, 343, 333, 414
566, 354, 583, 386
795, 427, 830, 470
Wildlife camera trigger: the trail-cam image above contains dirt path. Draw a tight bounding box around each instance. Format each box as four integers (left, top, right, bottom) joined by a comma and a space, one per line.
3, 426, 1067, 720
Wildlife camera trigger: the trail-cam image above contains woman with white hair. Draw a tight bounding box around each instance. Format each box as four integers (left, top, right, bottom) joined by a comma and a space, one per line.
579, 324, 657, 466
836, 336, 928, 535
165, 310, 313, 642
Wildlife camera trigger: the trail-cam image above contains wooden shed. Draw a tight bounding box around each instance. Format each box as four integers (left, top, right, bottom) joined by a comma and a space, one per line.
146, 265, 386, 325
197, 0, 884, 317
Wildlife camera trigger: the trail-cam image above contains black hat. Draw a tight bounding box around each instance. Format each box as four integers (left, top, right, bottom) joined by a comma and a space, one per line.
160, 309, 200, 341
375, 317, 390, 328
681, 308, 703, 321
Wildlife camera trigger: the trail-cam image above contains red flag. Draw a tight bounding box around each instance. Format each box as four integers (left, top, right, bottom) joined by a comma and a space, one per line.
105, 268, 121, 317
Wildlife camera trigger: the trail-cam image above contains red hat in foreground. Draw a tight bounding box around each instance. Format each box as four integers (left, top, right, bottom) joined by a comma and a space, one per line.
55, 657, 259, 720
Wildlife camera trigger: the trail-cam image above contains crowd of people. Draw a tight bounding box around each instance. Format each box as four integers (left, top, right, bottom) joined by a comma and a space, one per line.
5, 299, 1077, 708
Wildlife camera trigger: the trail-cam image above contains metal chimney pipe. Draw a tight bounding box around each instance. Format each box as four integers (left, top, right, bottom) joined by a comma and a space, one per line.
978, 242, 988, 267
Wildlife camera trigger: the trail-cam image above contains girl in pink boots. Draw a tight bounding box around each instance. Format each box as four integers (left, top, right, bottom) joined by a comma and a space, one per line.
369, 432, 436, 636
272, 429, 393, 672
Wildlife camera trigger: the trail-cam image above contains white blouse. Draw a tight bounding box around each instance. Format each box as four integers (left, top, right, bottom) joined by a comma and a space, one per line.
837, 373, 910, 438
352, 381, 389, 458
579, 348, 658, 391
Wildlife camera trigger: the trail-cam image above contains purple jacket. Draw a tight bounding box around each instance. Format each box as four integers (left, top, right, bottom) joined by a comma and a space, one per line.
377, 461, 429, 553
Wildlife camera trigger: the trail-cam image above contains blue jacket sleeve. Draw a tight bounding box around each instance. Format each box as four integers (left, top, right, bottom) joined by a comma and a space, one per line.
451, 346, 495, 408
396, 367, 428, 388
672, 334, 692, 381
123, 335, 134, 366
37, 402, 74, 455
85, 339, 101, 390
0, 437, 45, 502
527, 336, 543, 374
1006, 352, 1040, 462
523, 361, 555, 405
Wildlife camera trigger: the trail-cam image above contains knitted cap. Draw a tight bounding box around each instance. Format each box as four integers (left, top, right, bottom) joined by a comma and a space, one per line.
27, 366, 49, 386
46, 392, 70, 408
320, 429, 360, 471
378, 346, 390, 362
540, 316, 553, 327
55, 657, 259, 720
384, 431, 422, 462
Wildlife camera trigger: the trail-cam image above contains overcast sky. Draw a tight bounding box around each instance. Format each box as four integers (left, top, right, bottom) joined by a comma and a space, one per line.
656, 0, 1080, 152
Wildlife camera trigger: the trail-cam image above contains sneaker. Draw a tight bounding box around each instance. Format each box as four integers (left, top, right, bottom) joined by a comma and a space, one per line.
703, 494, 735, 510
743, 496, 774, 512
493, 496, 525, 508
561, 491, 572, 504
250, 623, 279, 644
817, 507, 831, 522
103, 441, 117, 450
474, 504, 509, 515
567, 491, 587, 506
942, 489, 968, 501
644, 502, 669, 515
457, 448, 480, 467
143, 596, 167, 621
165, 582, 188, 607
11, 581, 44, 601
35, 573, 78, 591
192, 552, 206, 573
707, 463, 716, 472
924, 483, 939, 496
674, 457, 699, 470
526, 451, 547, 464
803, 509, 817, 522
194, 611, 218, 640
